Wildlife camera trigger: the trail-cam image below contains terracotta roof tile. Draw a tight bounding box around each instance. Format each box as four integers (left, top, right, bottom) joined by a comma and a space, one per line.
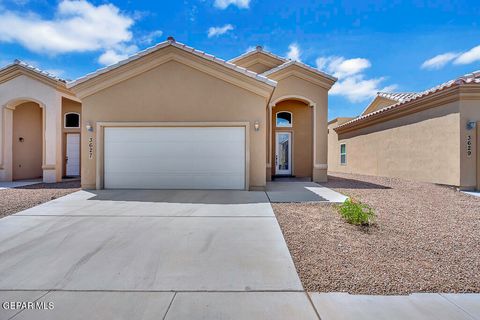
337, 70, 480, 130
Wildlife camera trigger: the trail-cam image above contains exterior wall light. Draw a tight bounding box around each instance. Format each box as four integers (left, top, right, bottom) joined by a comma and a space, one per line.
467, 121, 476, 131
85, 121, 93, 132
254, 121, 260, 131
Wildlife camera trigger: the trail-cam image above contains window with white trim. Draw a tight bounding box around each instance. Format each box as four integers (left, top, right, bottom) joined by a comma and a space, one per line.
340, 143, 346, 165
276, 111, 292, 127
64, 112, 80, 128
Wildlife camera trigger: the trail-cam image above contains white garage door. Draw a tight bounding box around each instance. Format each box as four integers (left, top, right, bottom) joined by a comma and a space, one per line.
104, 127, 246, 189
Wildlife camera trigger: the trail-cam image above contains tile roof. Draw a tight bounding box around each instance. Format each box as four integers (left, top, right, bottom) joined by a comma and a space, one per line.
0, 59, 66, 83
228, 46, 288, 64
377, 92, 419, 102
337, 70, 480, 131
68, 39, 277, 88
261, 60, 337, 82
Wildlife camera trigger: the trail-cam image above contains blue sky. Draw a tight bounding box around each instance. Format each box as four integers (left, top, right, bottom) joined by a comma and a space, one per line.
0, 0, 479, 119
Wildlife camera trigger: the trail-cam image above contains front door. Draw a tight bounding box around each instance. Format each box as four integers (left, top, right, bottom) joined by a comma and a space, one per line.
66, 133, 80, 176
275, 132, 292, 175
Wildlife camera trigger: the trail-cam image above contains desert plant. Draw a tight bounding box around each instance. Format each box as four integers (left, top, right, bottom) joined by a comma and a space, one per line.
337, 198, 375, 226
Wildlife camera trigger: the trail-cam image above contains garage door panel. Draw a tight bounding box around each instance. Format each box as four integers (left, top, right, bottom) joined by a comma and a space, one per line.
105, 172, 245, 189
105, 141, 244, 158
104, 127, 246, 189
105, 158, 244, 174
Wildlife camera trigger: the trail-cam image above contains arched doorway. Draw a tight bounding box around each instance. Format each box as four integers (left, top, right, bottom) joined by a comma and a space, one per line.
12, 102, 43, 180
271, 99, 313, 178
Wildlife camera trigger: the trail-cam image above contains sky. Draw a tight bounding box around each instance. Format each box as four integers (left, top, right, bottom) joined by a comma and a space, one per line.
0, 0, 479, 119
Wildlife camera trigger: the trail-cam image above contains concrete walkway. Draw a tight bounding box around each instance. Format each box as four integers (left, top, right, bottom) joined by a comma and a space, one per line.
310, 293, 480, 320
266, 181, 348, 203
0, 179, 41, 190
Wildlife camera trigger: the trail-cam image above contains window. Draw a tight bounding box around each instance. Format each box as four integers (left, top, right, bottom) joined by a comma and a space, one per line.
65, 113, 80, 128
340, 144, 346, 165
276, 111, 292, 127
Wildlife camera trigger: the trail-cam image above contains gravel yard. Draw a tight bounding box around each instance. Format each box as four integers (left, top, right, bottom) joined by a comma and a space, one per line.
0, 180, 80, 218
273, 173, 480, 295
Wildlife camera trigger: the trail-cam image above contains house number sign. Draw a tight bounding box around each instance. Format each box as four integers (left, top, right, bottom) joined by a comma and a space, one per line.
88, 137, 94, 160
466, 135, 472, 158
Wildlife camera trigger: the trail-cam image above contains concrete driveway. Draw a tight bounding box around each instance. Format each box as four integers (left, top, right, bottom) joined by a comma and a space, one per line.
0, 190, 318, 320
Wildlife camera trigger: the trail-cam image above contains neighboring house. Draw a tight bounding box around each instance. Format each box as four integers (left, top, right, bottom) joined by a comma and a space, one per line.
0, 61, 82, 183
329, 71, 480, 190
0, 38, 337, 190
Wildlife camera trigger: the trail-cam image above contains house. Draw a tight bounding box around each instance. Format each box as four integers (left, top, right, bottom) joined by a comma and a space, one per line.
328, 71, 480, 190
0, 38, 337, 190
0, 60, 81, 183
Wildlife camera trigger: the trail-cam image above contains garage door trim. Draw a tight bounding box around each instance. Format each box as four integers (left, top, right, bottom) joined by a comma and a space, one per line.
95, 121, 250, 190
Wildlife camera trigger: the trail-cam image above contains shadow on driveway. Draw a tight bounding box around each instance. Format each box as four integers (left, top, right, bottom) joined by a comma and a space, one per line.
87, 189, 270, 204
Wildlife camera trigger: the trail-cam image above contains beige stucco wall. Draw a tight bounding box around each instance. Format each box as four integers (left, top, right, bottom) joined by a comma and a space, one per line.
459, 98, 480, 189
79, 60, 269, 189
12, 102, 43, 180
329, 100, 463, 186
328, 118, 354, 169
268, 74, 330, 182
271, 100, 313, 178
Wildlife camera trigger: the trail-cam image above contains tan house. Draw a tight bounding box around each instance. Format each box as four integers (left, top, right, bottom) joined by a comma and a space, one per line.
329, 71, 480, 190
0, 61, 82, 183
0, 38, 336, 190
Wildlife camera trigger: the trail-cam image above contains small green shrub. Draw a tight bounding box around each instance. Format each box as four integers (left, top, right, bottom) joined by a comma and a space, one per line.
337, 198, 375, 226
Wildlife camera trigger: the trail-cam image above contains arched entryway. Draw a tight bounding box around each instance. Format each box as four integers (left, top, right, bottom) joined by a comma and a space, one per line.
12, 101, 43, 180
270, 98, 314, 179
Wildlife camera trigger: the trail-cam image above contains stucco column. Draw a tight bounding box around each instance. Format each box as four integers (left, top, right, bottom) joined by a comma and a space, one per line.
42, 95, 62, 183
266, 104, 273, 181
0, 107, 13, 181
312, 97, 328, 183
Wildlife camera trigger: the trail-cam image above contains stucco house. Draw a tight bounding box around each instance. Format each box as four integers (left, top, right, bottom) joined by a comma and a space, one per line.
0, 38, 336, 190
328, 71, 480, 190
0, 61, 81, 183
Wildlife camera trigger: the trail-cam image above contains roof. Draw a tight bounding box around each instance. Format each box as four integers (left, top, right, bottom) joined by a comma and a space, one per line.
377, 92, 418, 102
328, 117, 355, 125
0, 59, 66, 83
336, 70, 480, 132
228, 46, 288, 64
68, 39, 277, 88
261, 60, 337, 82
360, 91, 418, 115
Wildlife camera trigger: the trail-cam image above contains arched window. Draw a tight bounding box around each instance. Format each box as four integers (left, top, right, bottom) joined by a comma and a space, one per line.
276, 111, 292, 127
64, 112, 80, 128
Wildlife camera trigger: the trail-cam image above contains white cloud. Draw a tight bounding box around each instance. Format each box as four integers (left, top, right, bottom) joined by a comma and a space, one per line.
421, 44, 480, 69
318, 55, 396, 103
286, 43, 301, 61
454, 45, 480, 65
207, 24, 234, 38
97, 44, 138, 65
317, 56, 371, 78
0, 0, 134, 63
213, 0, 250, 9
139, 30, 163, 45
330, 75, 397, 103
421, 52, 458, 70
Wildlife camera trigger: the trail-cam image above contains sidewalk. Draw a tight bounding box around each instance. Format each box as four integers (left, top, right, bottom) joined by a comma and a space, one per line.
310, 293, 480, 320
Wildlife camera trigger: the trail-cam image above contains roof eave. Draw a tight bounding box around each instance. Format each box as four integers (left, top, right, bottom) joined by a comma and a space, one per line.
68, 41, 277, 90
